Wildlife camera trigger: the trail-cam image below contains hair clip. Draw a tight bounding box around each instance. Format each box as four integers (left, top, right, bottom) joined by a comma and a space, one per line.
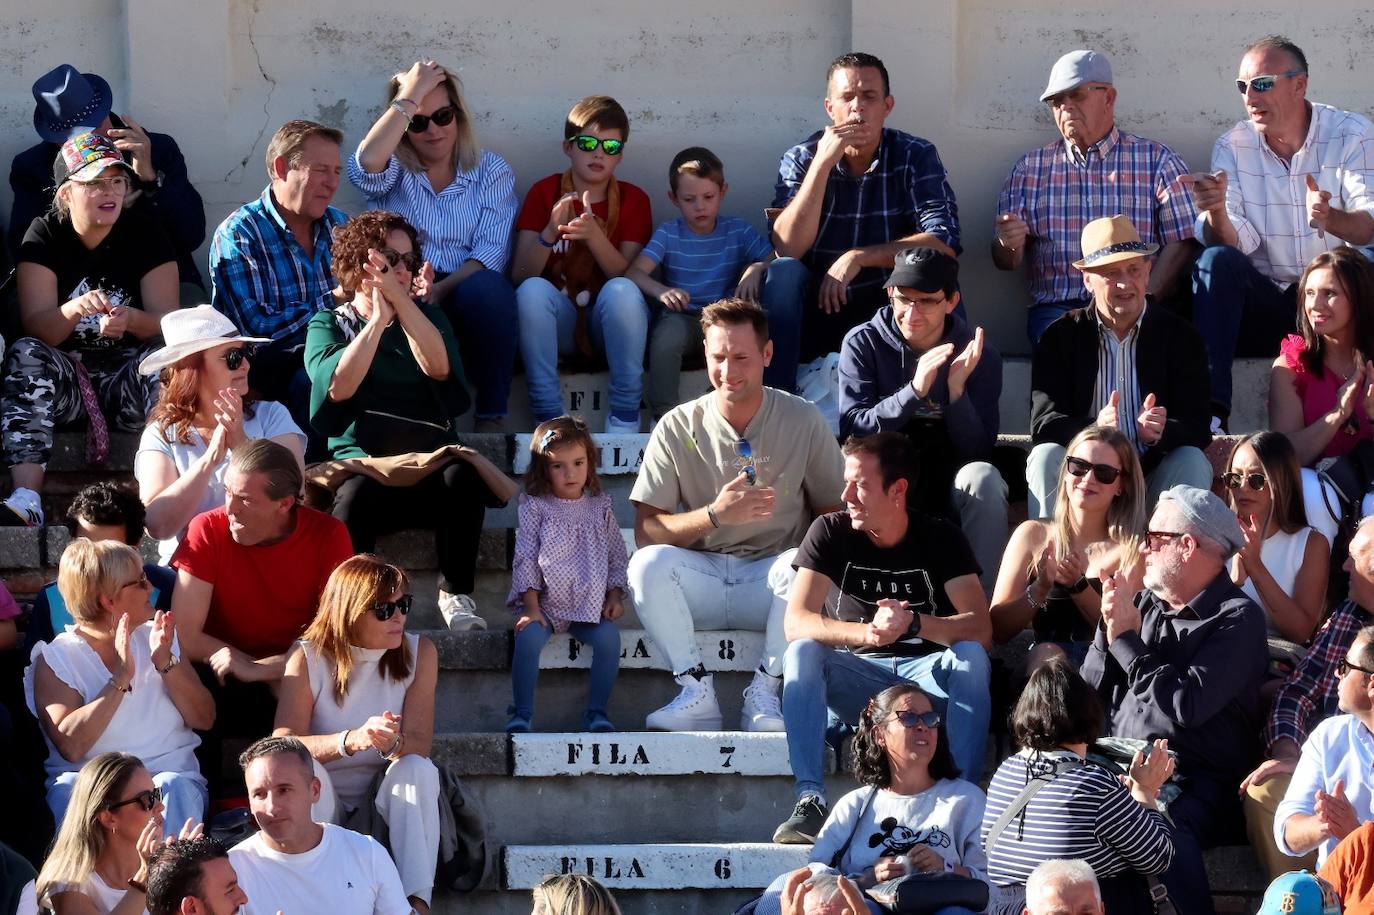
538, 429, 558, 453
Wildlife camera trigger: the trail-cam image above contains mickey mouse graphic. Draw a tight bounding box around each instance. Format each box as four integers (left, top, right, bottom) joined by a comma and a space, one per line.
867, 817, 952, 857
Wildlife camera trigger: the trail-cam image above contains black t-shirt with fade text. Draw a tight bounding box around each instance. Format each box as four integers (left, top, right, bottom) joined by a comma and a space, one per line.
792, 510, 980, 657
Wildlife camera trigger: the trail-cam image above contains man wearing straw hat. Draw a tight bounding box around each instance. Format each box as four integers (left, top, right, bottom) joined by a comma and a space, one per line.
1027, 214, 1213, 519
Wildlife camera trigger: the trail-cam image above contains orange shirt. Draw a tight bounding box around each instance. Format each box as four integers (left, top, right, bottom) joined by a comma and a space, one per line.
1321, 821, 1374, 914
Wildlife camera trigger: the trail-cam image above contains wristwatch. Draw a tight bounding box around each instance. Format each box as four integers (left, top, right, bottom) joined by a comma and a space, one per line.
903, 612, 923, 640
140, 170, 165, 198
1068, 575, 1091, 595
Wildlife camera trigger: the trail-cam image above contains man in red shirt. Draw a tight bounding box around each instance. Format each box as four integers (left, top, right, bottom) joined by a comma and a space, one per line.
171, 438, 353, 790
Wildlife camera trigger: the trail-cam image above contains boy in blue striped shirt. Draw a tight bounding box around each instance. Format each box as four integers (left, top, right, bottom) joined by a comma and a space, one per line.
627, 148, 774, 418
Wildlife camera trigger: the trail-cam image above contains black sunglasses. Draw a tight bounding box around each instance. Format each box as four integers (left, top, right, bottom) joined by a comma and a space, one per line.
1338, 657, 1374, 678
378, 247, 422, 273
892, 710, 942, 730
1064, 456, 1122, 485
406, 105, 459, 133
1222, 471, 1267, 492
221, 344, 257, 371
736, 438, 757, 486
373, 595, 413, 622
107, 786, 162, 813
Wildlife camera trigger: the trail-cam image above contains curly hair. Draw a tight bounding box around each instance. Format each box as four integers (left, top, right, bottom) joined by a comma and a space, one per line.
67, 481, 147, 545
330, 210, 423, 297
851, 684, 960, 787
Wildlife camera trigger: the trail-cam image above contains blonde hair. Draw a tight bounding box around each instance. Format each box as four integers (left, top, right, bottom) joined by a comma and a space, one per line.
56, 538, 143, 623
388, 65, 479, 174
531, 875, 622, 915
1050, 425, 1146, 567
301, 554, 413, 704
36, 753, 144, 903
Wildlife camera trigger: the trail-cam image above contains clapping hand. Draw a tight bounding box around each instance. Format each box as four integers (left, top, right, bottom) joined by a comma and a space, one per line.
1100, 567, 1142, 642
212, 386, 246, 448
946, 328, 984, 402
149, 610, 176, 672
910, 343, 956, 399
360, 710, 403, 755
1125, 738, 1175, 802
1316, 778, 1360, 842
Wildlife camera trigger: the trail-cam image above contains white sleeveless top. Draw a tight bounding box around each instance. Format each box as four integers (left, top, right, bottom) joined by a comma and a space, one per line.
301, 634, 420, 806
24, 624, 202, 783
1240, 527, 1314, 635
41, 872, 145, 914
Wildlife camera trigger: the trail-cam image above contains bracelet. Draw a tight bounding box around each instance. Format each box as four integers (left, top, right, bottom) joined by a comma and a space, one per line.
110, 677, 132, 694
390, 100, 415, 122
706, 505, 721, 528
1024, 584, 1048, 611
383, 733, 403, 760
537, 232, 557, 249
339, 729, 355, 758
156, 656, 178, 675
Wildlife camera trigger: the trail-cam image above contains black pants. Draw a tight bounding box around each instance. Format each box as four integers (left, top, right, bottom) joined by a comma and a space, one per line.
1157, 771, 1247, 915
332, 460, 498, 594
191, 664, 277, 799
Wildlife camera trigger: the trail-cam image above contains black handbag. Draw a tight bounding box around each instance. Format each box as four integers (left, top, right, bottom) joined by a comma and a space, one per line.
354, 407, 451, 456
866, 872, 990, 915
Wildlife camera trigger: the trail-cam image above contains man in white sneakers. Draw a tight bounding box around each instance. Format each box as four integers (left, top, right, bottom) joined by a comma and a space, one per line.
629, 298, 845, 732
229, 736, 412, 915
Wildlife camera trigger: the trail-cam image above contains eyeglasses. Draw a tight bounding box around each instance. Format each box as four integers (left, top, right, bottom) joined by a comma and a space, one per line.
1236, 70, 1305, 94
378, 247, 422, 273
373, 595, 413, 622
118, 573, 151, 592
890, 293, 949, 313
1048, 85, 1109, 109
221, 344, 257, 371
1338, 657, 1374, 678
107, 786, 162, 813
892, 710, 942, 730
1065, 456, 1123, 485
736, 438, 757, 486
77, 175, 131, 194
405, 105, 459, 133
1146, 530, 1186, 548
1222, 471, 1267, 492
568, 135, 625, 156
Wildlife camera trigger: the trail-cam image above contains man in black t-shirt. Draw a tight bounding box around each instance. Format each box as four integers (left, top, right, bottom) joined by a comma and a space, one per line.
772, 432, 991, 844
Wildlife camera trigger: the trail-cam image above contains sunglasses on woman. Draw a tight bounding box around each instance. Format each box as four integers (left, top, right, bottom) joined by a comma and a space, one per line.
892, 710, 941, 730
107, 786, 162, 813
1222, 471, 1267, 492
405, 105, 459, 133
568, 135, 625, 156
373, 595, 413, 622
221, 344, 257, 371
378, 247, 423, 273
1064, 456, 1122, 485
1236, 70, 1305, 94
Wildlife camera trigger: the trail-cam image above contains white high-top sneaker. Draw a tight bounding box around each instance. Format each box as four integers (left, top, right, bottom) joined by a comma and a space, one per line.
741, 670, 785, 732
645, 672, 723, 731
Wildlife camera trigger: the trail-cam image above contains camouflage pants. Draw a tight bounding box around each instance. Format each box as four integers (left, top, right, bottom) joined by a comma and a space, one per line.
1, 337, 159, 467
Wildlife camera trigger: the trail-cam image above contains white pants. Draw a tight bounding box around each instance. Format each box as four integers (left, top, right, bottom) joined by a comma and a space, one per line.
311, 755, 441, 905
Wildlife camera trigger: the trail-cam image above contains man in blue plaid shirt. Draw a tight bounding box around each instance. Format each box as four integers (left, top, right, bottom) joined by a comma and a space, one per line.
1241, 519, 1374, 880
768, 52, 961, 393
209, 119, 347, 449
992, 50, 1198, 346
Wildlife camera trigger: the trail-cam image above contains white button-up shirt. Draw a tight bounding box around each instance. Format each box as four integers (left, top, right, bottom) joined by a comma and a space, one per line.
1201, 102, 1374, 285
1274, 712, 1374, 866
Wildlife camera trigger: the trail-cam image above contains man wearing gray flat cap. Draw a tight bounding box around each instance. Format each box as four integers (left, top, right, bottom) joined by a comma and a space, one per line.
993, 49, 1198, 345
1083, 483, 1267, 915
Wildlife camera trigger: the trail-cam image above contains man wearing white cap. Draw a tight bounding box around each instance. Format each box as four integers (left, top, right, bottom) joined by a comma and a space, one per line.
1027, 214, 1213, 519
1083, 484, 1268, 914
994, 50, 1198, 345
1187, 35, 1374, 430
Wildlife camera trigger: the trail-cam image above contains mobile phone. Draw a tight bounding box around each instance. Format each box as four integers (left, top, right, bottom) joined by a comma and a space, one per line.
107, 112, 127, 130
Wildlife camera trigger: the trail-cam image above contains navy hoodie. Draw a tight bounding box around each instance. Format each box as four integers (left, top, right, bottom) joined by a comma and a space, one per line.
838, 307, 1002, 463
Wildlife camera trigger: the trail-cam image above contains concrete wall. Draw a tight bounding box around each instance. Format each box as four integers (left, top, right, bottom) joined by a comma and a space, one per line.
3, 0, 1374, 355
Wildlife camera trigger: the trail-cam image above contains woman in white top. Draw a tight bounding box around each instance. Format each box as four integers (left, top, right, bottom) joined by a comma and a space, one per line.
134, 306, 303, 563
274, 554, 439, 915
1224, 432, 1329, 645
26, 540, 214, 832
35, 751, 200, 915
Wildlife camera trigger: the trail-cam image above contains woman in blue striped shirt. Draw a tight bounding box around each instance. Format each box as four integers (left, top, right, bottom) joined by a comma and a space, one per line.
981, 658, 1175, 915
350, 59, 519, 430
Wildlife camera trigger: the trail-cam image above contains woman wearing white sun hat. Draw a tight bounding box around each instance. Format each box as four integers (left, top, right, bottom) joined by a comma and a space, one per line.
134, 305, 304, 562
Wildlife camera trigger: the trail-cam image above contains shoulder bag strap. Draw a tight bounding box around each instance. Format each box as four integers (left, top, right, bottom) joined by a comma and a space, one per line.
985, 757, 1085, 850
830, 786, 880, 869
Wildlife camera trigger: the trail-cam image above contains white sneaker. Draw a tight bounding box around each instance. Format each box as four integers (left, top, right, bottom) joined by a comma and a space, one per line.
605, 414, 642, 434
438, 593, 487, 631
645, 673, 723, 730
741, 671, 785, 732
0, 488, 43, 528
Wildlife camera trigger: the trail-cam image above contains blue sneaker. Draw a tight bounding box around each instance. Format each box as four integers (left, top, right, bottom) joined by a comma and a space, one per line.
505, 712, 531, 734
584, 711, 615, 733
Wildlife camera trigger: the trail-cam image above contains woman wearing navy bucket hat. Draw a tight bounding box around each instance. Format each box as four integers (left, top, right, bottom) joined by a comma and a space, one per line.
7, 63, 207, 299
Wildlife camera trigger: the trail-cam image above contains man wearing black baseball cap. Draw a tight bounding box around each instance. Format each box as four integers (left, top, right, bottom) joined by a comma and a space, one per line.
7, 63, 207, 300
837, 246, 1006, 593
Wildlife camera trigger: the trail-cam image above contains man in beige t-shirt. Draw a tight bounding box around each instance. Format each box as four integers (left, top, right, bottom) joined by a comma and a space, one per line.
629, 298, 845, 732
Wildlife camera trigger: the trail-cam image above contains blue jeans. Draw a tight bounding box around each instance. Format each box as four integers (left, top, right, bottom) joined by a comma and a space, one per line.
1027, 299, 1088, 346
50, 768, 207, 836
1190, 245, 1295, 412
516, 276, 649, 421
781, 638, 991, 799
511, 618, 621, 723
437, 268, 518, 419
759, 258, 808, 393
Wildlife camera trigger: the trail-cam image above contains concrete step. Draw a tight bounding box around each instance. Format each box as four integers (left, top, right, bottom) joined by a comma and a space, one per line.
502, 842, 808, 889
